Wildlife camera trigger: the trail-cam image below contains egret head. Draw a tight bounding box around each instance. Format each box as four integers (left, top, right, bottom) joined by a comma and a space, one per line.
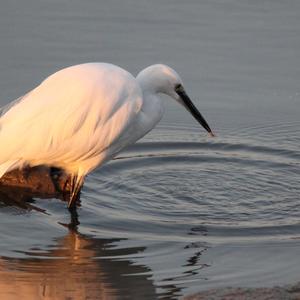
137, 64, 215, 136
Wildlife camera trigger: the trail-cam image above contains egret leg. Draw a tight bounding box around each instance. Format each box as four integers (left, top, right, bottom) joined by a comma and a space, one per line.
68, 175, 84, 209
68, 204, 80, 228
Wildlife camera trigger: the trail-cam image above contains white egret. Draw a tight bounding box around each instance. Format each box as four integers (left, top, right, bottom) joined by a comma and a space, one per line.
0, 63, 214, 208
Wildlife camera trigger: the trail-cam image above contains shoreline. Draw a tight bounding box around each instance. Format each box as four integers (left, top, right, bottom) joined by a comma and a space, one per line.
185, 281, 300, 300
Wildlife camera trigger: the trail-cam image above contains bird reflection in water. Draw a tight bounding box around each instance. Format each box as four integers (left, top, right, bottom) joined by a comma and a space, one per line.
0, 187, 209, 300
0, 186, 158, 300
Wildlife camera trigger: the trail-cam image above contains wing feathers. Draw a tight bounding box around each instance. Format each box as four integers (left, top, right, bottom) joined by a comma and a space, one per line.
0, 63, 143, 177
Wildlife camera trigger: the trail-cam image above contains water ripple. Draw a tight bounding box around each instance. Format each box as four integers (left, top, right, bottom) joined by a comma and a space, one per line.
83, 138, 300, 243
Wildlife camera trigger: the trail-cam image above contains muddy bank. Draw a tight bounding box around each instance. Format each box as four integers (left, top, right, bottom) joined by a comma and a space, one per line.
185, 282, 300, 300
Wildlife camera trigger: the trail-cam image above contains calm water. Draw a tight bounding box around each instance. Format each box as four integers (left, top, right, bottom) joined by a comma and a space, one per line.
0, 1, 300, 299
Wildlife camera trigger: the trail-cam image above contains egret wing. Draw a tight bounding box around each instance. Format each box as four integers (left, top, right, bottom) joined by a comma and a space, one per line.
0, 63, 143, 176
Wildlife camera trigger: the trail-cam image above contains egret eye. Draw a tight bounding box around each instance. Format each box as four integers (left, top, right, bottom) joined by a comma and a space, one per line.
174, 83, 183, 92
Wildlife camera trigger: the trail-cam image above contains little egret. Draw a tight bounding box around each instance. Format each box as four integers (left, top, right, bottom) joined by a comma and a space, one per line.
0, 63, 214, 208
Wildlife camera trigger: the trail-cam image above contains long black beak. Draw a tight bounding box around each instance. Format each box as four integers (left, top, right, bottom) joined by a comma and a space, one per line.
176, 87, 215, 136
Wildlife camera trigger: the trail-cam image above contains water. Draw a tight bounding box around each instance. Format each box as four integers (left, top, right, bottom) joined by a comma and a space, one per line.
0, 0, 300, 299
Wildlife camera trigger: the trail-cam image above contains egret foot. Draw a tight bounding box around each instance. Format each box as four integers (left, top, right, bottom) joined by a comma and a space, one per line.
58, 204, 80, 230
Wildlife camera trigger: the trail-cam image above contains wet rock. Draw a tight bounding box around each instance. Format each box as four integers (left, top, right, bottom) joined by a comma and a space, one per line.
0, 166, 70, 200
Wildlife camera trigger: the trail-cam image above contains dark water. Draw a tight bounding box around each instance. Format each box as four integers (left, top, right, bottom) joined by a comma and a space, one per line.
0, 1, 300, 299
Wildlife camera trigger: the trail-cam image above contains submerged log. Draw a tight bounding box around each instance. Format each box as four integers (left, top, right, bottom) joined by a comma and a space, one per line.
0, 166, 71, 201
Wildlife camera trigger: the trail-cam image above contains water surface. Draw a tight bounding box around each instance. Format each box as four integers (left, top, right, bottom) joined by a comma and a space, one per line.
0, 1, 300, 299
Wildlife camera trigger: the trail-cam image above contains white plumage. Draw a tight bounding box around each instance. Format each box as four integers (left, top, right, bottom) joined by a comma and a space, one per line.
0, 63, 213, 207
